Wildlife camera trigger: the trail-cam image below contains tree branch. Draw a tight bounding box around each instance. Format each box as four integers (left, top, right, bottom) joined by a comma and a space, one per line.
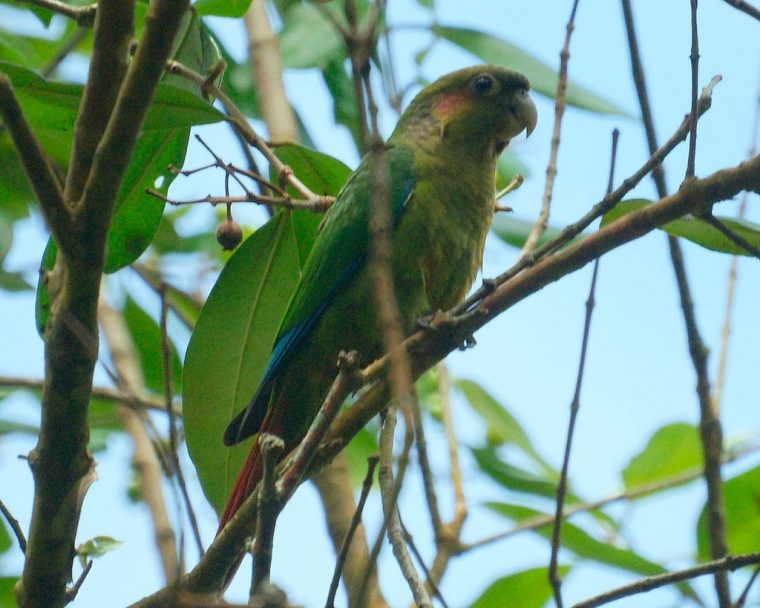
64, 0, 135, 205
0, 75, 72, 253
571, 552, 760, 608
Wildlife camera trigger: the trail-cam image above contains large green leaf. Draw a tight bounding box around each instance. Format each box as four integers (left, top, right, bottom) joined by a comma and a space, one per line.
162, 10, 223, 96
183, 211, 303, 514
123, 297, 183, 396
622, 423, 702, 492
487, 502, 699, 601
195, 0, 253, 17
697, 465, 760, 561
0, 577, 17, 608
457, 379, 553, 472
0, 61, 224, 131
279, 3, 346, 69
104, 127, 190, 272
470, 566, 569, 608
433, 26, 629, 116
602, 199, 760, 256
272, 143, 351, 265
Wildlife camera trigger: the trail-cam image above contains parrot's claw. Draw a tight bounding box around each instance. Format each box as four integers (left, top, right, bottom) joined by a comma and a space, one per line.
416, 309, 454, 331
458, 334, 477, 351
416, 311, 476, 351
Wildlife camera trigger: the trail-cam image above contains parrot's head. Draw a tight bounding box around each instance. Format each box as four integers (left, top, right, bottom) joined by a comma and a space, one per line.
393, 65, 537, 160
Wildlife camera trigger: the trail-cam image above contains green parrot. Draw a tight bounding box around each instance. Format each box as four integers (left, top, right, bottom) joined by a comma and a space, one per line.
219, 64, 537, 531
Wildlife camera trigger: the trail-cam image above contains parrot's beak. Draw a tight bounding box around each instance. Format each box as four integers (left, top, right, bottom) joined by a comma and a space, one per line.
518, 91, 538, 138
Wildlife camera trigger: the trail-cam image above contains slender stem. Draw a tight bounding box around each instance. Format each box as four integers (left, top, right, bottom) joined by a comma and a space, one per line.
522, 0, 580, 254
251, 434, 284, 596
572, 553, 760, 608
324, 454, 379, 608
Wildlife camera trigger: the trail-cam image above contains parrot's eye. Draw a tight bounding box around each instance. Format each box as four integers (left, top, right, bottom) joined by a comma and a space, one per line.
471, 73, 496, 95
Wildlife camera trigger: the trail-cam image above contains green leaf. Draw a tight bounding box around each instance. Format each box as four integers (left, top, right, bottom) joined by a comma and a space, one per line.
123, 297, 183, 395
0, 270, 32, 292
487, 502, 699, 601
163, 11, 223, 95
273, 143, 352, 196
0, 419, 39, 436
0, 62, 224, 131
195, 0, 253, 18
433, 26, 629, 116
622, 423, 702, 491
473, 446, 558, 499
491, 215, 582, 251
456, 379, 553, 472
272, 143, 351, 264
34, 238, 57, 337
104, 127, 189, 272
279, 3, 346, 69
344, 427, 380, 486
697, 465, 760, 561
183, 211, 303, 514
0, 577, 18, 608
470, 566, 569, 608
321, 58, 362, 149
602, 199, 760, 256
0, 513, 10, 551
75, 536, 122, 568
495, 150, 530, 191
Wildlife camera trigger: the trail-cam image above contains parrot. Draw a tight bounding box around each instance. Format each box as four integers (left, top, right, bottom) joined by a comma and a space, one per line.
218, 64, 537, 538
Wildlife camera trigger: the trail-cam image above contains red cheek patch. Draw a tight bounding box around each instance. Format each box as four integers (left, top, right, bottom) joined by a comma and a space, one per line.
432, 91, 471, 121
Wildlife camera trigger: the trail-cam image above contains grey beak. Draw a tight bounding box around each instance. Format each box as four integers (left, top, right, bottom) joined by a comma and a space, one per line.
520, 92, 538, 137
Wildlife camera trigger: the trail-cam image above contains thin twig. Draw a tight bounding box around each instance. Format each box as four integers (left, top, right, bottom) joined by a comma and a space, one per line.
251, 434, 285, 595
412, 395, 443, 536
164, 59, 322, 201
622, 2, 731, 603
378, 402, 431, 607
159, 284, 204, 559
699, 214, 760, 259
0, 374, 181, 415
0, 498, 26, 552
400, 519, 450, 608
325, 454, 379, 608
64, 560, 93, 604
719, 0, 760, 21
19, 0, 97, 26
145, 189, 332, 213
714, 66, 760, 409
549, 127, 616, 608
686, 0, 700, 179
733, 564, 760, 607
0, 75, 72, 253
465, 445, 760, 554
522, 0, 580, 254
571, 553, 760, 608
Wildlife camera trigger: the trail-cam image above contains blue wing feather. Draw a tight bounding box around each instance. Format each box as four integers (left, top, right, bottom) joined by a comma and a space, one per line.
224, 145, 416, 445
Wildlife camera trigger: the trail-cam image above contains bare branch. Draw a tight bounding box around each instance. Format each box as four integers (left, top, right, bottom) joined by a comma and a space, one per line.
64, 0, 135, 205
0, 498, 26, 553
324, 454, 380, 608
0, 75, 72, 253
522, 0, 580, 254
251, 434, 285, 596
571, 553, 760, 608
720, 0, 760, 21
18, 0, 97, 26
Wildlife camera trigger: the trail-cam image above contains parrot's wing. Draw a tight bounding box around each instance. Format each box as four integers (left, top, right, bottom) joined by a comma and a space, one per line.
224, 144, 417, 445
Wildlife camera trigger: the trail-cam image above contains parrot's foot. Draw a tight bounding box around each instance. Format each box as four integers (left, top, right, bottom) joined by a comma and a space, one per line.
416, 311, 476, 351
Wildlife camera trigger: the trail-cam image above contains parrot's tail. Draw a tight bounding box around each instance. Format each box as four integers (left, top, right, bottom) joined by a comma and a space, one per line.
216, 404, 291, 590
217, 435, 264, 535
